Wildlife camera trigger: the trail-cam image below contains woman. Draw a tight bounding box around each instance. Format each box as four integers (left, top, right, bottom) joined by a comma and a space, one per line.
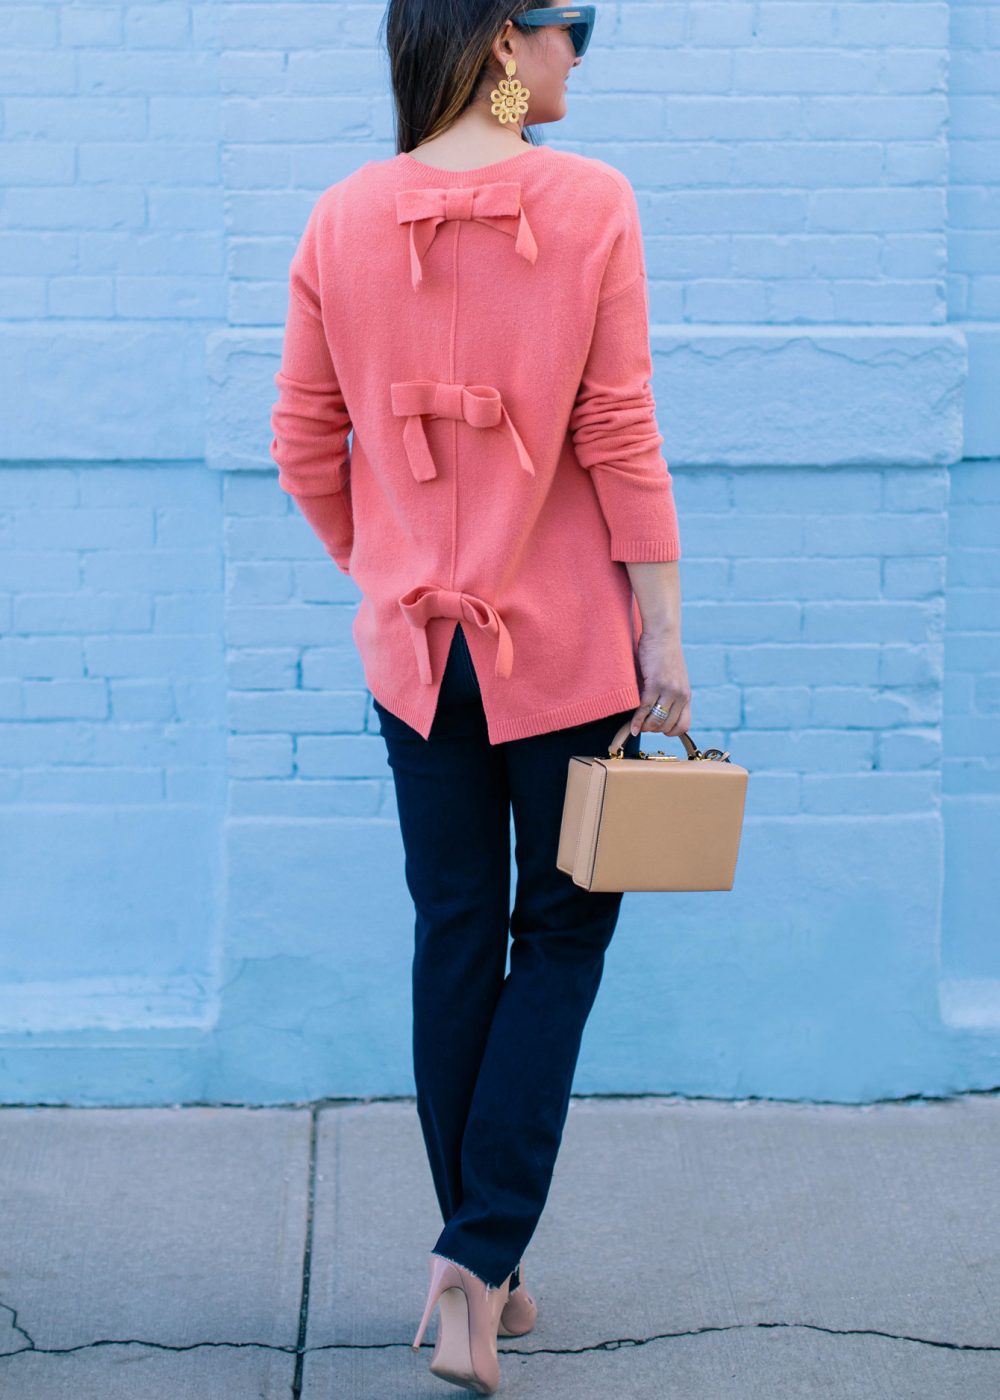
270, 1, 691, 1392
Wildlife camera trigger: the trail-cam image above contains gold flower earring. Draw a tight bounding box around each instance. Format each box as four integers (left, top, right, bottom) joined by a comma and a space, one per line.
490, 57, 530, 126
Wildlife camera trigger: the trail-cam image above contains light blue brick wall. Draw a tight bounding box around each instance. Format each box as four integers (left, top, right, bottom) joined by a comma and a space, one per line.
941, 463, 1000, 1003
0, 464, 226, 1050
949, 0, 1000, 451
0, 0, 997, 1103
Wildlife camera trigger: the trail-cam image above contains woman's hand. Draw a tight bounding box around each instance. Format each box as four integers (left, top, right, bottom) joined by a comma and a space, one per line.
630, 626, 691, 738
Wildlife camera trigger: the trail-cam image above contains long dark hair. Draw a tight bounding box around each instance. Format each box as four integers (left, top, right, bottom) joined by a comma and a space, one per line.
381, 0, 544, 154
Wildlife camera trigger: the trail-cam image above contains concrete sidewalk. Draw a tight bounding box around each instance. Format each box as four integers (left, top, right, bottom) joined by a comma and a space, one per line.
1, 1095, 999, 1398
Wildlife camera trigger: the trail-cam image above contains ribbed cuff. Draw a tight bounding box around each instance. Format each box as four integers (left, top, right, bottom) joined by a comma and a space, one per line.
610, 537, 681, 562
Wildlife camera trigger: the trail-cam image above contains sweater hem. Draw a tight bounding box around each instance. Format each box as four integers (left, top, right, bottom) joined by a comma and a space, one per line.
369, 679, 642, 746
369, 684, 437, 738
485, 683, 641, 743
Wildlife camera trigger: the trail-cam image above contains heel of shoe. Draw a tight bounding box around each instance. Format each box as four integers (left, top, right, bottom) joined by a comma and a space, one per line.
430, 1284, 475, 1382
414, 1253, 511, 1396
412, 1253, 457, 1351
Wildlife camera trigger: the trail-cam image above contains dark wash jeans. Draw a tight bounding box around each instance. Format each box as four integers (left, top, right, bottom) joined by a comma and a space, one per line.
372, 623, 641, 1289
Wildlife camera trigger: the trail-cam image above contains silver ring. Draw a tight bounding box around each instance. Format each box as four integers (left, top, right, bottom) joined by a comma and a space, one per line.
649, 703, 670, 720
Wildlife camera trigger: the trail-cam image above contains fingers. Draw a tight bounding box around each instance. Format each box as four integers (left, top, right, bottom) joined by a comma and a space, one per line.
630, 696, 671, 737
629, 702, 652, 737
630, 693, 689, 738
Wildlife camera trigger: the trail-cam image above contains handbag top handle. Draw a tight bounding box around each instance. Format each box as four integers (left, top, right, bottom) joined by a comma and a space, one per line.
607, 723, 732, 763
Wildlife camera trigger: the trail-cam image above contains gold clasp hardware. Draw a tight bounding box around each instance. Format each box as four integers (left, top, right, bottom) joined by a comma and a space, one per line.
609, 748, 685, 761
611, 747, 732, 762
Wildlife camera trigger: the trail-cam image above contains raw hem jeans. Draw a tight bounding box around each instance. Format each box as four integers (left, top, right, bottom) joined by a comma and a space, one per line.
372, 622, 641, 1290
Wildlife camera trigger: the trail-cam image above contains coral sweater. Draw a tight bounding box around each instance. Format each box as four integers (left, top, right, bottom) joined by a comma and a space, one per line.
269, 143, 681, 744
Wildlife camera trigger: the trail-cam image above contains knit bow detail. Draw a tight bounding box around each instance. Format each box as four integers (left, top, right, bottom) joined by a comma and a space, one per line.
389, 379, 535, 482
398, 585, 515, 685
395, 183, 539, 290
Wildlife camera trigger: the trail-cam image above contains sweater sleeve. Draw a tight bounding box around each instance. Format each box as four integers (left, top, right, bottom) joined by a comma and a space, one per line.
569, 178, 681, 563
269, 202, 354, 575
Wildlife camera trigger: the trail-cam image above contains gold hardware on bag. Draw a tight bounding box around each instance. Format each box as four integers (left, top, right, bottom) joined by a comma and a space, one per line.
609, 730, 731, 762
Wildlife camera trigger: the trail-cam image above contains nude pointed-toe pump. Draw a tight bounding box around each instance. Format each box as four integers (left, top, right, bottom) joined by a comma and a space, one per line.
497, 1274, 538, 1337
412, 1253, 511, 1395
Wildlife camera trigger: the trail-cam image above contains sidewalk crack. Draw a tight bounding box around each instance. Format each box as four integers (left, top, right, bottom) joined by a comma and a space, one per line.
0, 1299, 35, 1352
4, 1318, 999, 1362
291, 1103, 319, 1399
489, 1321, 1000, 1355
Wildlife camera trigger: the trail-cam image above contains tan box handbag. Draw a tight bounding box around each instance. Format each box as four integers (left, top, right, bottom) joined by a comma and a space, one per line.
557, 721, 748, 892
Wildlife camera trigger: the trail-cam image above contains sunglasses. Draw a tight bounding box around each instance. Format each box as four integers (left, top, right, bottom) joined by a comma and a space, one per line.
511, 5, 597, 58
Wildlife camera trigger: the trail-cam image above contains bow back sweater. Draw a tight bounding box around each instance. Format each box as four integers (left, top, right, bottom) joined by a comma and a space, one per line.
269, 144, 681, 744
